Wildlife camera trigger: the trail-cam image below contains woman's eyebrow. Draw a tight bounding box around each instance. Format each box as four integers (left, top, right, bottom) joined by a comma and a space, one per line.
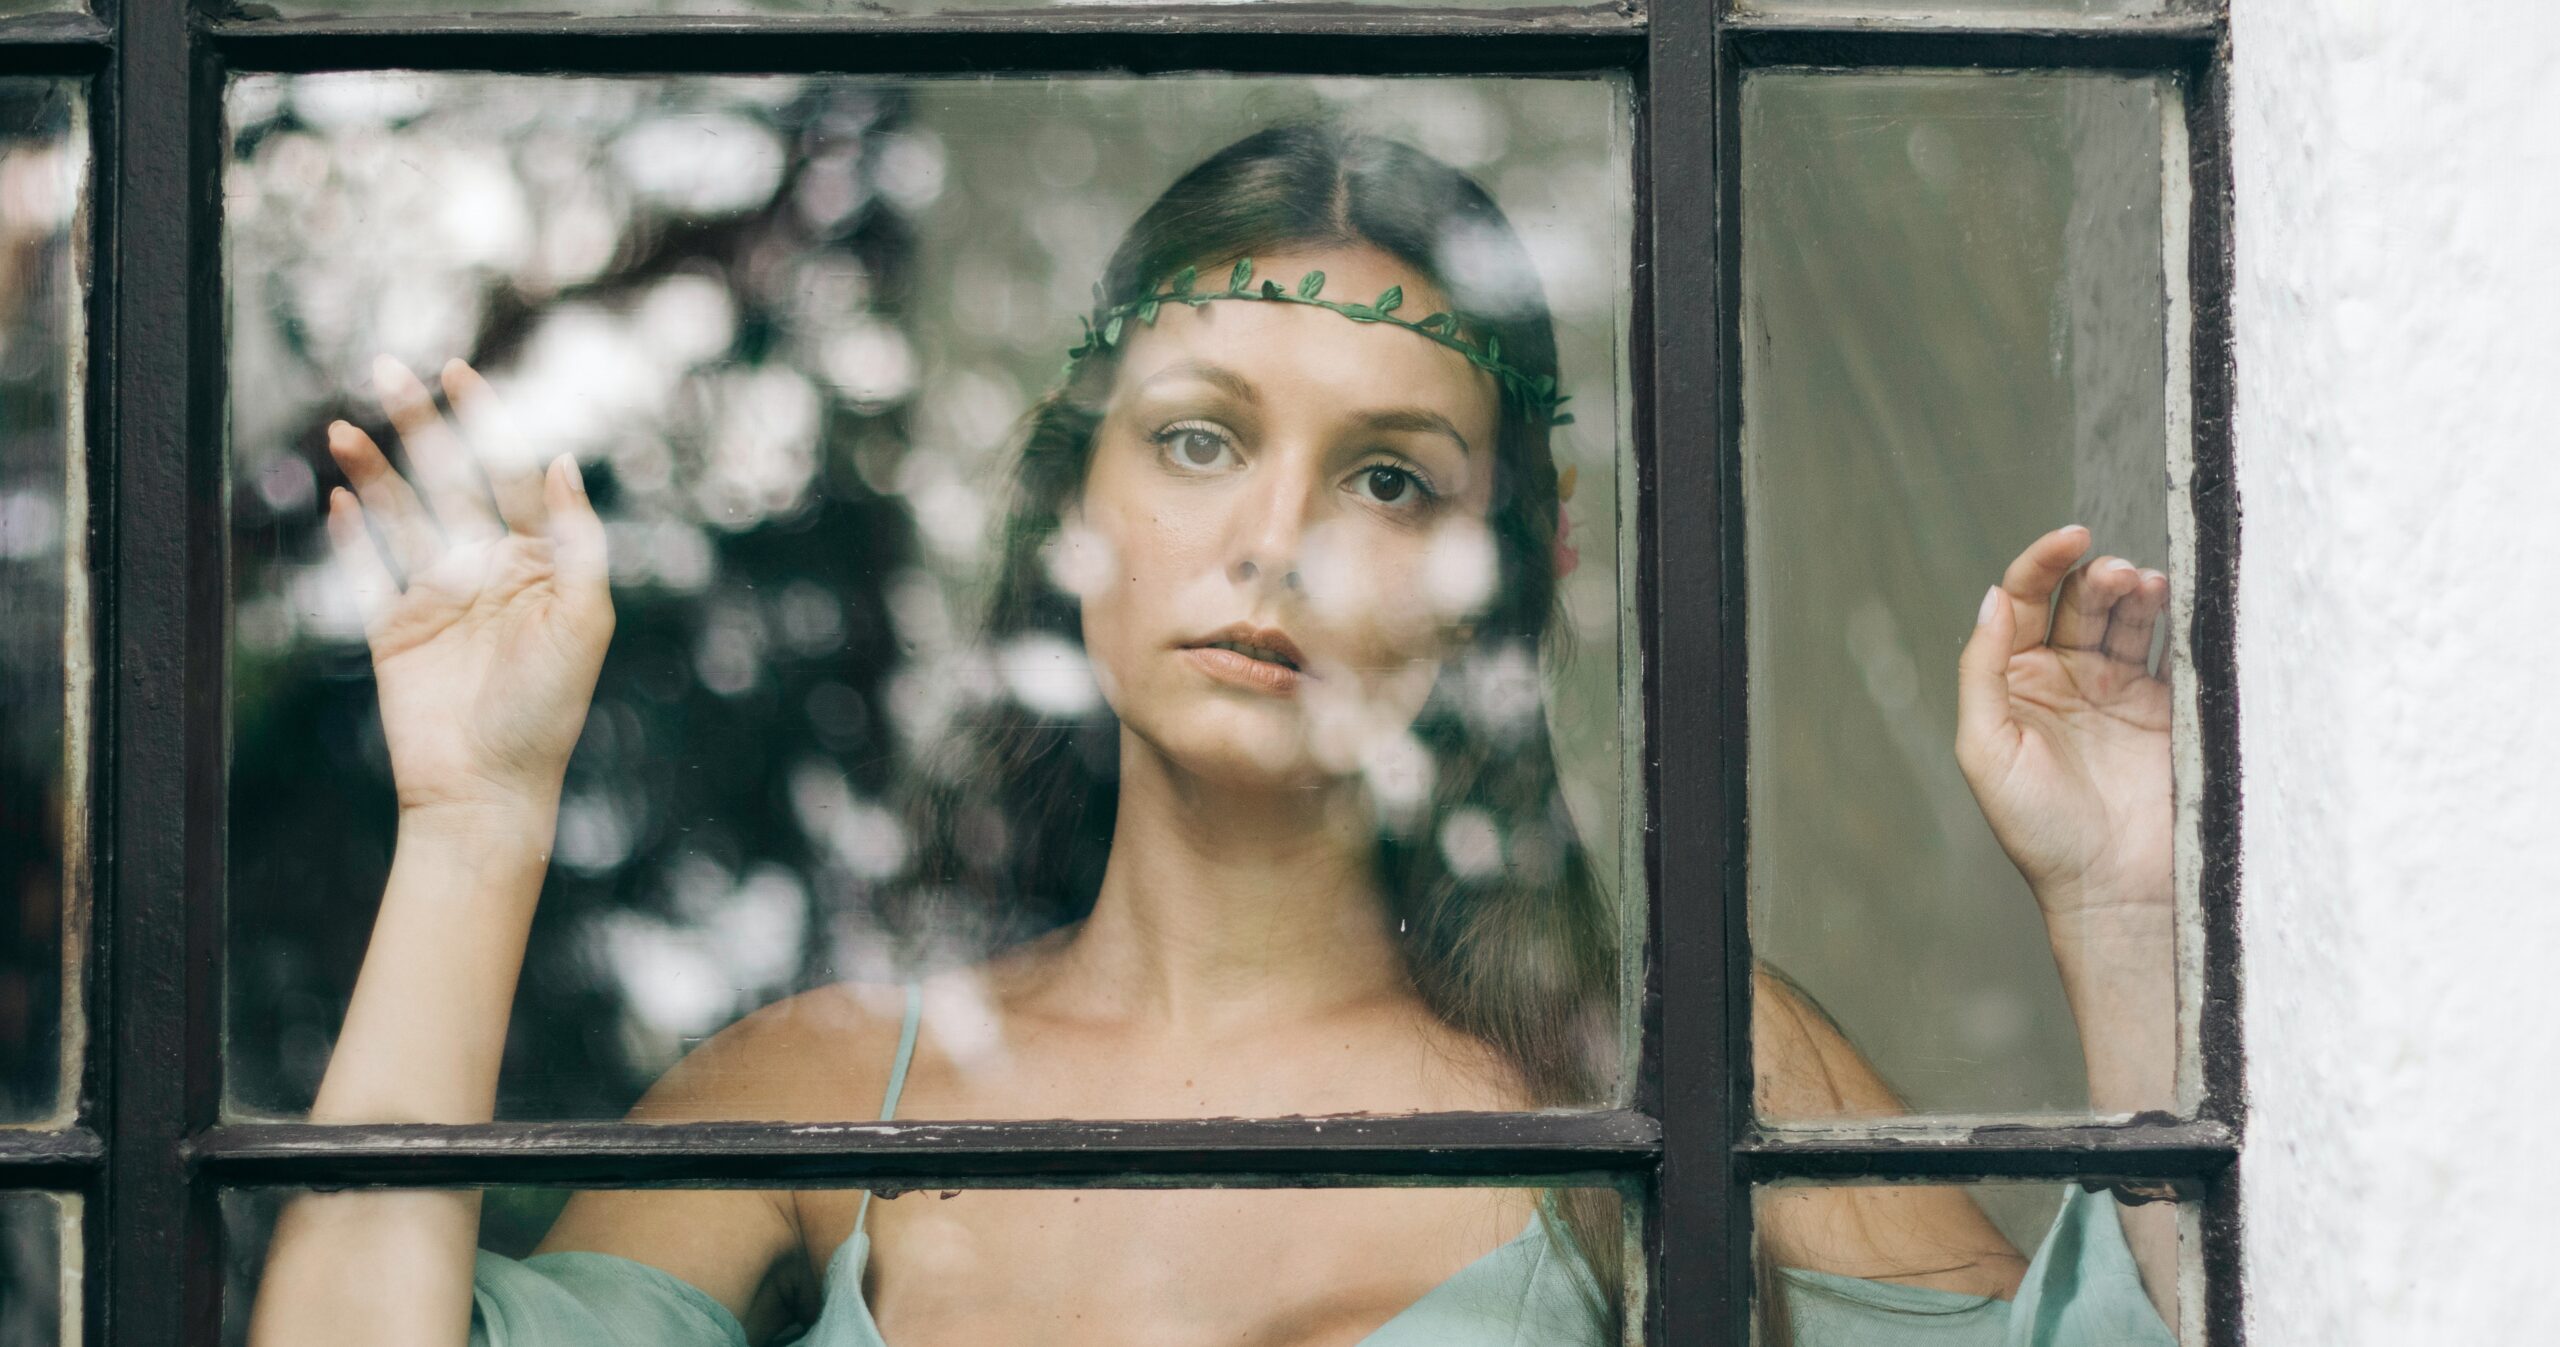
1358, 408, 1473, 457
1137, 360, 1260, 405
1134, 362, 1471, 455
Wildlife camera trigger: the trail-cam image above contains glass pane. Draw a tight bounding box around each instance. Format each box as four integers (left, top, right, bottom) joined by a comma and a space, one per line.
224, 75, 1638, 1122
1733, 0, 2175, 20
0, 79, 86, 1127
1753, 1180, 2194, 1345
0, 1191, 75, 1347
1744, 72, 2183, 1121
226, 1183, 1632, 1346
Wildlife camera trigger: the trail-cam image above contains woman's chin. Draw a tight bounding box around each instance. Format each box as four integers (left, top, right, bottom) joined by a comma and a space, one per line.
1136, 715, 1340, 795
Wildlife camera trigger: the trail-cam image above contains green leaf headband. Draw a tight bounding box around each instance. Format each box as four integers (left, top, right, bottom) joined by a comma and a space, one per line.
1062, 256, 1574, 426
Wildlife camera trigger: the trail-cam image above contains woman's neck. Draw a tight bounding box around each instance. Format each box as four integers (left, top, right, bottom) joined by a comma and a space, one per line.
1050, 733, 1413, 1035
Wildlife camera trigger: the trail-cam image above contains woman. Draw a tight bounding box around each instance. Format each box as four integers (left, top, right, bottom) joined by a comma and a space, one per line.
247, 124, 2178, 1346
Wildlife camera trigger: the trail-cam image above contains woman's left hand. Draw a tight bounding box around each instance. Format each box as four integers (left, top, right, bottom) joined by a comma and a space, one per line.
1956, 525, 2173, 918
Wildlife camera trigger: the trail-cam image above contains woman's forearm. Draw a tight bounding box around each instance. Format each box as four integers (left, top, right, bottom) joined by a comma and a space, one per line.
2037, 884, 2179, 1327
248, 801, 559, 1347
311, 802, 557, 1122
2038, 895, 2176, 1116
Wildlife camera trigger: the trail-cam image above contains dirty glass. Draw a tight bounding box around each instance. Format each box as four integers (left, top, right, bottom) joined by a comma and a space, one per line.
222, 74, 1638, 1122
1743, 72, 2183, 1121
0, 79, 86, 1128
0, 1192, 72, 1347
224, 1183, 1634, 1346
1751, 1181, 2193, 1346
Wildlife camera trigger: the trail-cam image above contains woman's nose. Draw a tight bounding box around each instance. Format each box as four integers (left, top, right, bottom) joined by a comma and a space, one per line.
1231, 557, 1302, 591
1226, 467, 1315, 594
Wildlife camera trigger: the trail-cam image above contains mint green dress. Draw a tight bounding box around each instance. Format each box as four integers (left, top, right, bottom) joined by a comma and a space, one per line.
469, 987, 2173, 1347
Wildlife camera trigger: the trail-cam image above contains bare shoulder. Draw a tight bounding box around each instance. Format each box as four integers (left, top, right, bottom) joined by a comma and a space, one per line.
1751, 962, 1902, 1119
634, 979, 922, 1124
528, 981, 922, 1332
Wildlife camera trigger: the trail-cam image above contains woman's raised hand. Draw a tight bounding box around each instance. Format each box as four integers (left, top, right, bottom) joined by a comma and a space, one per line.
1955, 525, 2172, 917
324, 355, 613, 823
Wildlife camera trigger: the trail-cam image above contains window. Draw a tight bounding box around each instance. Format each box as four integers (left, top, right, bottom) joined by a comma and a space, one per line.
0, 2, 2240, 1343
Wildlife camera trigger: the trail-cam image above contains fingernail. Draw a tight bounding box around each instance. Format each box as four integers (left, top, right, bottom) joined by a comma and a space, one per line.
561, 455, 585, 494
1977, 586, 2002, 626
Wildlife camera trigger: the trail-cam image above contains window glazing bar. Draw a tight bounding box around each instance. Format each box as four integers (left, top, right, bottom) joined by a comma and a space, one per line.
1725, 21, 2219, 71
0, 13, 110, 72
0, 1129, 103, 1186
207, 22, 1641, 76
1737, 1121, 2237, 1182
193, 1114, 1661, 1187
208, 1, 1642, 34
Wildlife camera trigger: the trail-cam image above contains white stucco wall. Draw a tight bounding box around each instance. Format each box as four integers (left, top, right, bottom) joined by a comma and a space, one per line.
2233, 2, 2560, 1340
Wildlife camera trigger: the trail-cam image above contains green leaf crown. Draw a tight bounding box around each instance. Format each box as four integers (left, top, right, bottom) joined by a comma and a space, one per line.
1063, 257, 1574, 426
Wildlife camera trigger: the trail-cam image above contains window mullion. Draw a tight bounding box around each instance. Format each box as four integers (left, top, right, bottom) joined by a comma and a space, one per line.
101, 0, 225, 1343
1644, 0, 1747, 1344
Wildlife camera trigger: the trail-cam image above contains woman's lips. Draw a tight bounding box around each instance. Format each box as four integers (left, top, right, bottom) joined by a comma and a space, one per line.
1181, 645, 1305, 696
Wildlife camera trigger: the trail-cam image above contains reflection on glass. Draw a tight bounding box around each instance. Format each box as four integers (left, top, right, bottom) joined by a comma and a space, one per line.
1743, 71, 2179, 1121
223, 75, 1636, 1122
1753, 1181, 2188, 1346
0, 80, 85, 1127
0, 1191, 70, 1347
228, 1184, 1629, 1346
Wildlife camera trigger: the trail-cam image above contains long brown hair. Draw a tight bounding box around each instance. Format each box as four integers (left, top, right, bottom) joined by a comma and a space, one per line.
890, 121, 1623, 1333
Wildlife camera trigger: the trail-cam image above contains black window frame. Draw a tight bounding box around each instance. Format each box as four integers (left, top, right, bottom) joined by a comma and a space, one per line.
0, 1, 2242, 1342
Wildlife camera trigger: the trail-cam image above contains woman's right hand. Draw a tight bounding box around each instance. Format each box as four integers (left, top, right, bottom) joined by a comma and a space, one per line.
325, 355, 613, 823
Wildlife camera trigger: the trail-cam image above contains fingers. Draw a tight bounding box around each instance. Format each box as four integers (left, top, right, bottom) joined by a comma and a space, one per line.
374, 355, 503, 545
1995, 524, 2094, 655
323, 487, 397, 630
543, 454, 612, 622
439, 359, 549, 536
325, 420, 439, 578
2050, 556, 2141, 652
1955, 584, 2020, 781
2102, 568, 2172, 668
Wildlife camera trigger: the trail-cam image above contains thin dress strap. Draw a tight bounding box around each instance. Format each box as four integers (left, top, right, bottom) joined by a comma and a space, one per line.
854, 980, 924, 1236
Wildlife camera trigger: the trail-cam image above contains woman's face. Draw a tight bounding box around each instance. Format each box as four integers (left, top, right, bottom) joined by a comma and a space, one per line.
1059, 242, 1505, 793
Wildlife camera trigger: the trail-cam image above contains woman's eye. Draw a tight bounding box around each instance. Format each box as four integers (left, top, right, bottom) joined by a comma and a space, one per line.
1153, 423, 1238, 472
1354, 464, 1432, 508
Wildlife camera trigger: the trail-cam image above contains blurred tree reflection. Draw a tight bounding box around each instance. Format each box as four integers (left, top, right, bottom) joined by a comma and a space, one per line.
226, 78, 930, 1118
0, 81, 80, 1125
